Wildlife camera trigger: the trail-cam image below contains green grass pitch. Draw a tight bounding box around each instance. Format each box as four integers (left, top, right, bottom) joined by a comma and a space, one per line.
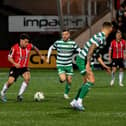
0, 69, 126, 126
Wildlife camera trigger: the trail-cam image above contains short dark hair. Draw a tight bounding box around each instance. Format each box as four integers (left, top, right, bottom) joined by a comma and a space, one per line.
62, 29, 70, 33
20, 33, 30, 40
102, 22, 113, 28
116, 29, 122, 34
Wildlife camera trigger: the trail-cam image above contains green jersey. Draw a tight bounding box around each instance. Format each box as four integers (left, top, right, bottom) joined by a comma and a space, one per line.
79, 32, 106, 60
48, 39, 80, 67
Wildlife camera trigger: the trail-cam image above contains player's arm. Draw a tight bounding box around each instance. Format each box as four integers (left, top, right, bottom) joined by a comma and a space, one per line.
108, 42, 112, 63
86, 43, 97, 72
32, 45, 45, 60
46, 41, 57, 63
8, 48, 20, 68
97, 56, 111, 73
95, 47, 111, 73
46, 45, 54, 63
124, 40, 126, 59
87, 43, 97, 65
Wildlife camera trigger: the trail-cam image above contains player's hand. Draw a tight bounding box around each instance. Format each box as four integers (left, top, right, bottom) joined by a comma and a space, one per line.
40, 55, 45, 61
46, 58, 50, 64
14, 63, 20, 68
105, 66, 111, 74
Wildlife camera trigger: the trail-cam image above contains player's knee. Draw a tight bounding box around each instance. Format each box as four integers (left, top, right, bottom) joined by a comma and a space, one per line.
67, 80, 72, 84
8, 80, 14, 84
87, 77, 95, 84
83, 78, 87, 83
24, 79, 30, 84
87, 73, 95, 84
59, 76, 66, 83
7, 78, 15, 85
67, 79, 72, 84
112, 67, 117, 72
67, 76, 72, 83
24, 76, 30, 84
90, 78, 95, 84
119, 68, 124, 72
60, 78, 66, 83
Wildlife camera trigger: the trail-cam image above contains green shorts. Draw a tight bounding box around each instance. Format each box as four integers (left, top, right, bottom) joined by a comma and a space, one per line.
57, 66, 73, 76
76, 55, 94, 75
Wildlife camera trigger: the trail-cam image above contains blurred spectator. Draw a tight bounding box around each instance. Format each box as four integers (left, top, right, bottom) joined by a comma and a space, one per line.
123, 0, 126, 5
117, 16, 123, 32
122, 5, 126, 38
116, 4, 124, 20
115, 1, 126, 39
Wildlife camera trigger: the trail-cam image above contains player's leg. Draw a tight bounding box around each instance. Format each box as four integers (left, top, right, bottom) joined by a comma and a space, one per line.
110, 67, 117, 86
59, 73, 66, 83
59, 73, 71, 99
64, 66, 73, 99
57, 66, 72, 98
75, 71, 94, 110
74, 74, 87, 100
64, 75, 72, 99
71, 56, 95, 110
118, 59, 124, 86
119, 68, 124, 86
1, 77, 15, 102
1, 67, 18, 102
57, 66, 66, 83
17, 68, 30, 101
70, 56, 88, 110
110, 59, 117, 86
71, 75, 89, 111
70, 74, 87, 107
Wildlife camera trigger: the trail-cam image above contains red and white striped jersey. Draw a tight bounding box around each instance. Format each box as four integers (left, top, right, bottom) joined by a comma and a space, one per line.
109, 39, 126, 59
8, 43, 33, 68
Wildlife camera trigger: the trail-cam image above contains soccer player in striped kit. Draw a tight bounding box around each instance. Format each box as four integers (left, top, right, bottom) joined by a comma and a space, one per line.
46, 30, 81, 99
70, 22, 113, 111
109, 30, 126, 87
0, 34, 44, 102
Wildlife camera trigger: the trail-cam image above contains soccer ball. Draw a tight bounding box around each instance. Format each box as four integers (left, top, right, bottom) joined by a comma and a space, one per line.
34, 92, 45, 102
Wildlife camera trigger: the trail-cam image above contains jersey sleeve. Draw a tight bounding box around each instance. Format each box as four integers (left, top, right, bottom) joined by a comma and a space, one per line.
93, 48, 101, 59
91, 35, 103, 47
74, 42, 81, 52
47, 41, 57, 59
52, 41, 57, 49
123, 39, 126, 50
27, 43, 33, 50
8, 47, 15, 58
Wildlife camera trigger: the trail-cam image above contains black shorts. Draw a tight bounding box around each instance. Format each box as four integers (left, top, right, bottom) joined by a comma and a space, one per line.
9, 67, 30, 81
111, 58, 124, 68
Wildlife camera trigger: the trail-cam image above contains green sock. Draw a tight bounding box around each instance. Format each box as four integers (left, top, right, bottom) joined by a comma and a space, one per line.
64, 83, 71, 95
74, 86, 83, 100
79, 82, 94, 99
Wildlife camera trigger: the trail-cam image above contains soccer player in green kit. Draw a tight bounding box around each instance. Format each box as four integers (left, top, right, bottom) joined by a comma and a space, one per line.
47, 30, 81, 99
70, 22, 113, 111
